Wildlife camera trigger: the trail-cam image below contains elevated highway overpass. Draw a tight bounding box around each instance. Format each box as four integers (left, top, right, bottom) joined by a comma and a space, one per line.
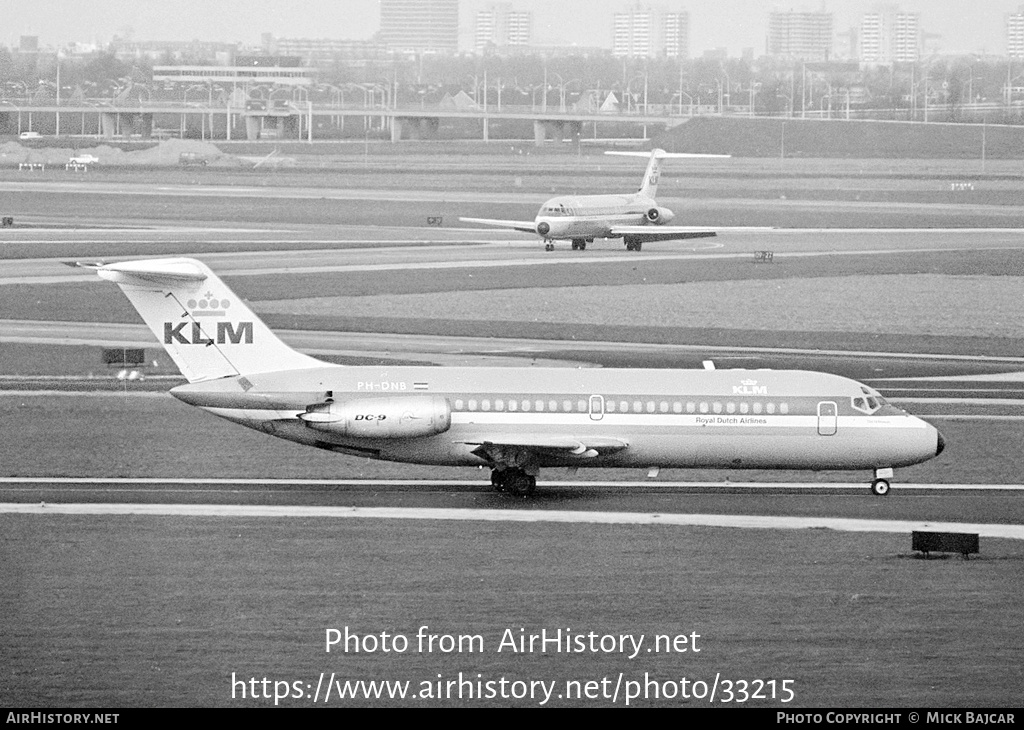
0, 99, 693, 144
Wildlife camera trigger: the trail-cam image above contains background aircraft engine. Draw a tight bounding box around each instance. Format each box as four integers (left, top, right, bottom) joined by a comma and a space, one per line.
645, 207, 675, 224
299, 395, 451, 438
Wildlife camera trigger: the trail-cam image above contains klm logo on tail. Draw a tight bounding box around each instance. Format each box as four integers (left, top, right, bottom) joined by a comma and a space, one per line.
164, 321, 253, 345
163, 291, 254, 345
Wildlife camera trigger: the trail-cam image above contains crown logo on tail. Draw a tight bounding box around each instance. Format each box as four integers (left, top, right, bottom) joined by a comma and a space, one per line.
187, 292, 231, 318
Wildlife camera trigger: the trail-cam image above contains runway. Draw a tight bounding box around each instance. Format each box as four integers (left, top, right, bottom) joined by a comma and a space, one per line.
5, 501, 1024, 541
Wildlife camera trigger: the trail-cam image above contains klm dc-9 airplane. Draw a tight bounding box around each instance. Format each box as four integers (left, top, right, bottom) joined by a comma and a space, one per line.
460, 149, 763, 251
87, 258, 944, 496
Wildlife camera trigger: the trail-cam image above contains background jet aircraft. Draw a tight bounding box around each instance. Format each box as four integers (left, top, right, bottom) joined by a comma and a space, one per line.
460, 149, 761, 251
86, 257, 944, 497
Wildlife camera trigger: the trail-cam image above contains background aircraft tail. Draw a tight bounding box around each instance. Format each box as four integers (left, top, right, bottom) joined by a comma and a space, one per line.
86, 257, 324, 383
606, 149, 732, 199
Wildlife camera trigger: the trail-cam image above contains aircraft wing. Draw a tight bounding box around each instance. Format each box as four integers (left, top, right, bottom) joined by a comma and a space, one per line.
459, 217, 538, 234
462, 435, 628, 458
609, 225, 774, 243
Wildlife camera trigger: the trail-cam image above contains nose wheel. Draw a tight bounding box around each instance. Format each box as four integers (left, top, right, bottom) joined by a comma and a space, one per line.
870, 468, 893, 496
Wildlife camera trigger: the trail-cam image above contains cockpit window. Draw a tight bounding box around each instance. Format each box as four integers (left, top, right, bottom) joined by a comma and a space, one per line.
852, 387, 887, 414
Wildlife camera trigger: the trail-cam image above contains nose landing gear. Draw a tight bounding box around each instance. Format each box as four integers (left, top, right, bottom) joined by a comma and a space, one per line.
870, 467, 893, 496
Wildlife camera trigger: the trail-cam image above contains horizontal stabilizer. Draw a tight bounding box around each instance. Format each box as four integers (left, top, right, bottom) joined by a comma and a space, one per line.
79, 259, 208, 285
605, 149, 731, 159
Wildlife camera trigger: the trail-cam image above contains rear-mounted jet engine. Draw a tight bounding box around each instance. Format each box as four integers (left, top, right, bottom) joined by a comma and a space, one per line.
299, 395, 451, 438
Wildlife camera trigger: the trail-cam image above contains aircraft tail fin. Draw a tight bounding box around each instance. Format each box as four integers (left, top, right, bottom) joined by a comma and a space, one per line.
85, 257, 324, 383
638, 149, 664, 198
605, 149, 732, 199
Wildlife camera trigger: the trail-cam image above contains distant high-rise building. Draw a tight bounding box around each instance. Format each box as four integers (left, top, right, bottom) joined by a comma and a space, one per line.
613, 4, 653, 57
261, 34, 390, 63
613, 5, 689, 58
380, 0, 459, 53
767, 9, 833, 61
859, 7, 920, 63
663, 12, 690, 59
1009, 5, 1024, 59
475, 3, 532, 52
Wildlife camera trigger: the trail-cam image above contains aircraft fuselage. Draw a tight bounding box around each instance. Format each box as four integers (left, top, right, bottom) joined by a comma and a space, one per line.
534, 193, 668, 240
172, 365, 943, 472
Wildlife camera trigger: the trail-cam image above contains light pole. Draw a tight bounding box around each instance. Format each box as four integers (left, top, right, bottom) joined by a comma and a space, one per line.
777, 93, 792, 118
530, 83, 545, 112
543, 65, 547, 113
185, 84, 210, 139
626, 74, 647, 114
55, 52, 62, 136
548, 72, 563, 112
677, 90, 694, 116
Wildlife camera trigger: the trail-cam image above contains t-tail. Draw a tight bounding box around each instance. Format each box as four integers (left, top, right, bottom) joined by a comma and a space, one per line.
637, 148, 664, 198
605, 149, 732, 199
82, 257, 324, 383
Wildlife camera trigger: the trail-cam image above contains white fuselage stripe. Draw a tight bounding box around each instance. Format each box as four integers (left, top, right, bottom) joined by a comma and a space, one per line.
204, 407, 927, 431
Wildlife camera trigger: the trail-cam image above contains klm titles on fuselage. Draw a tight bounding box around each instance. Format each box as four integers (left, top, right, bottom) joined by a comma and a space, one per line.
164, 321, 253, 345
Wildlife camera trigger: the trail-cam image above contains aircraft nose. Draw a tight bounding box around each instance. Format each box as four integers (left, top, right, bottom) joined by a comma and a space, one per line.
537, 221, 550, 236
936, 430, 946, 456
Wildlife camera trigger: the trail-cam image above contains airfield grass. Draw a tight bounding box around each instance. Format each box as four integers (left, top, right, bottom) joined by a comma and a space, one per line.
6, 248, 1024, 355
2, 514, 1022, 708
5, 151, 1024, 247
256, 273, 1024, 341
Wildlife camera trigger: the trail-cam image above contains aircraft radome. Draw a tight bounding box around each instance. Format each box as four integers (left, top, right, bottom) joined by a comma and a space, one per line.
85, 258, 944, 496
459, 148, 768, 252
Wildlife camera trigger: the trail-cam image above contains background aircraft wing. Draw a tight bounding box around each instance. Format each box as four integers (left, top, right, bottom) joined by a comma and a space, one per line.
461, 435, 628, 458
604, 151, 732, 159
459, 217, 538, 234
610, 225, 774, 242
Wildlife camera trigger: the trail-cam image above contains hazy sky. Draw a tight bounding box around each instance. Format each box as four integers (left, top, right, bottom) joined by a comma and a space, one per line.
4, 1, 1011, 56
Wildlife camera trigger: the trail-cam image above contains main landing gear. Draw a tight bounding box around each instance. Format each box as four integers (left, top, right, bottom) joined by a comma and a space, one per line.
491, 468, 536, 496
544, 239, 593, 252
624, 236, 643, 251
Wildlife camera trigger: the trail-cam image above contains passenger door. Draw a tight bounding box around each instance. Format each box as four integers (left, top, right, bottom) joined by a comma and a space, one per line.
817, 401, 837, 436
